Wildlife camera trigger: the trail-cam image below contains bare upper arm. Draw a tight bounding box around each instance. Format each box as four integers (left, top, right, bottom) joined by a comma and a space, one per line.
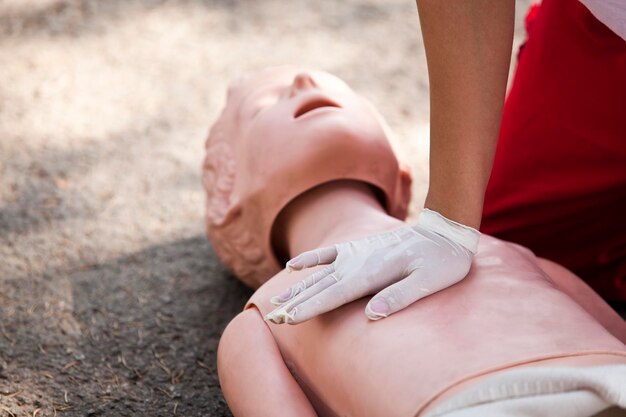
217, 307, 317, 417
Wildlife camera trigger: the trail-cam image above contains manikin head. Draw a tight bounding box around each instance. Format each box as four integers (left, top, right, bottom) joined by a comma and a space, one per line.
203, 67, 412, 288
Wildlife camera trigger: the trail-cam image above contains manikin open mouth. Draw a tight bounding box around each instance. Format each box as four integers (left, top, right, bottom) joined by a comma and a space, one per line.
294, 98, 341, 118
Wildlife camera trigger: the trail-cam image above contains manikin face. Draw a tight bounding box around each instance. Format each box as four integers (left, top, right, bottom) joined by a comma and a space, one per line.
228, 68, 397, 197
204, 67, 411, 288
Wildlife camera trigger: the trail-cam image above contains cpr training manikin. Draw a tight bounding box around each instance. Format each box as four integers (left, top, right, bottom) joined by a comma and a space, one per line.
203, 67, 626, 417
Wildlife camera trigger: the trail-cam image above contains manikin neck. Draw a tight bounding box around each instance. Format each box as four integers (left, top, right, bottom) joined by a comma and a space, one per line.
273, 180, 405, 261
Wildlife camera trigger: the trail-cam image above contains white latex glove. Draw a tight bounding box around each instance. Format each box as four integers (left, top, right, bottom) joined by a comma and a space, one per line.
265, 208, 480, 324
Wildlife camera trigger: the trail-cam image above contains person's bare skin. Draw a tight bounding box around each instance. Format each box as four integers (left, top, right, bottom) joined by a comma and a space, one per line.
206, 68, 626, 416
418, 0, 515, 228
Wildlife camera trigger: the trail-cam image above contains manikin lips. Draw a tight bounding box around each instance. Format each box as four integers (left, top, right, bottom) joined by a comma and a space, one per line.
294, 98, 340, 118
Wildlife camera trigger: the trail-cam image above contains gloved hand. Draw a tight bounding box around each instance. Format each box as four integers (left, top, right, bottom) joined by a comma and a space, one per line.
265, 208, 480, 324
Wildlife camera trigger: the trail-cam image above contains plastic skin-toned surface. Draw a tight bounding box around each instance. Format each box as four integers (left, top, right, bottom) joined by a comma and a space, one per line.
246, 233, 626, 417
264, 208, 481, 324
219, 177, 626, 416
208, 68, 626, 417
202, 67, 412, 289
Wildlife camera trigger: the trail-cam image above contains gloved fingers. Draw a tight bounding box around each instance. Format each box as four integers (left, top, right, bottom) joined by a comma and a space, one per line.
364, 269, 434, 321
286, 245, 338, 272
265, 273, 340, 324
270, 265, 335, 306
275, 276, 350, 324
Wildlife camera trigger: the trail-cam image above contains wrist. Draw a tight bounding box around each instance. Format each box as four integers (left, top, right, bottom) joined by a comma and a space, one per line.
425, 146, 492, 229
424, 189, 484, 229
416, 208, 481, 254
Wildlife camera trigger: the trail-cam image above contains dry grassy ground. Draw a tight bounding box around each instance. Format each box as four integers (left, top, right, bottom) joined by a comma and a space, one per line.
0, 1, 530, 415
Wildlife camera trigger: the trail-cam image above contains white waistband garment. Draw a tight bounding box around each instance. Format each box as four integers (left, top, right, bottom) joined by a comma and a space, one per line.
423, 365, 626, 417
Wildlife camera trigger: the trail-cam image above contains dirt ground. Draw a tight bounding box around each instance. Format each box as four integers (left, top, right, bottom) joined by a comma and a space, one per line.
0, 1, 532, 415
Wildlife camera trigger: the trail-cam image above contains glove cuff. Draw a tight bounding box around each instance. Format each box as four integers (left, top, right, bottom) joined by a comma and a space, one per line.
416, 208, 481, 254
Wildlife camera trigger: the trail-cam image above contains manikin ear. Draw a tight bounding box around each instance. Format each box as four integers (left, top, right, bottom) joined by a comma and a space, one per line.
203, 142, 242, 228
207, 196, 242, 228
220, 198, 243, 226
393, 163, 413, 220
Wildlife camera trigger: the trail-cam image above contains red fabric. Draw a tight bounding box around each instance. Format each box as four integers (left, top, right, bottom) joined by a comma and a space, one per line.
524, 3, 541, 34
481, 0, 626, 301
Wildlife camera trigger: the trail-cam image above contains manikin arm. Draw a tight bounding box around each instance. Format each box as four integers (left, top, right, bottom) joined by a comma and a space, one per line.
217, 308, 317, 417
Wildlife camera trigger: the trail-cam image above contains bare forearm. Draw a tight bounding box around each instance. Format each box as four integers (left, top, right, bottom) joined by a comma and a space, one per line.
418, 0, 515, 228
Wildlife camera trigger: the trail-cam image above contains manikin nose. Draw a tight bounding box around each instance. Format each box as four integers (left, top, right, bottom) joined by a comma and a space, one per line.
289, 73, 318, 96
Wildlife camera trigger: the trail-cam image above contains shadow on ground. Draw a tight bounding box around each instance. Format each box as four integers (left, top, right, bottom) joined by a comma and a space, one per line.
0, 236, 251, 416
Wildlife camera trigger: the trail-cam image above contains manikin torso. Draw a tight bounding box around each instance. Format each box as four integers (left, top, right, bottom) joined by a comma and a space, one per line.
245, 182, 626, 417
